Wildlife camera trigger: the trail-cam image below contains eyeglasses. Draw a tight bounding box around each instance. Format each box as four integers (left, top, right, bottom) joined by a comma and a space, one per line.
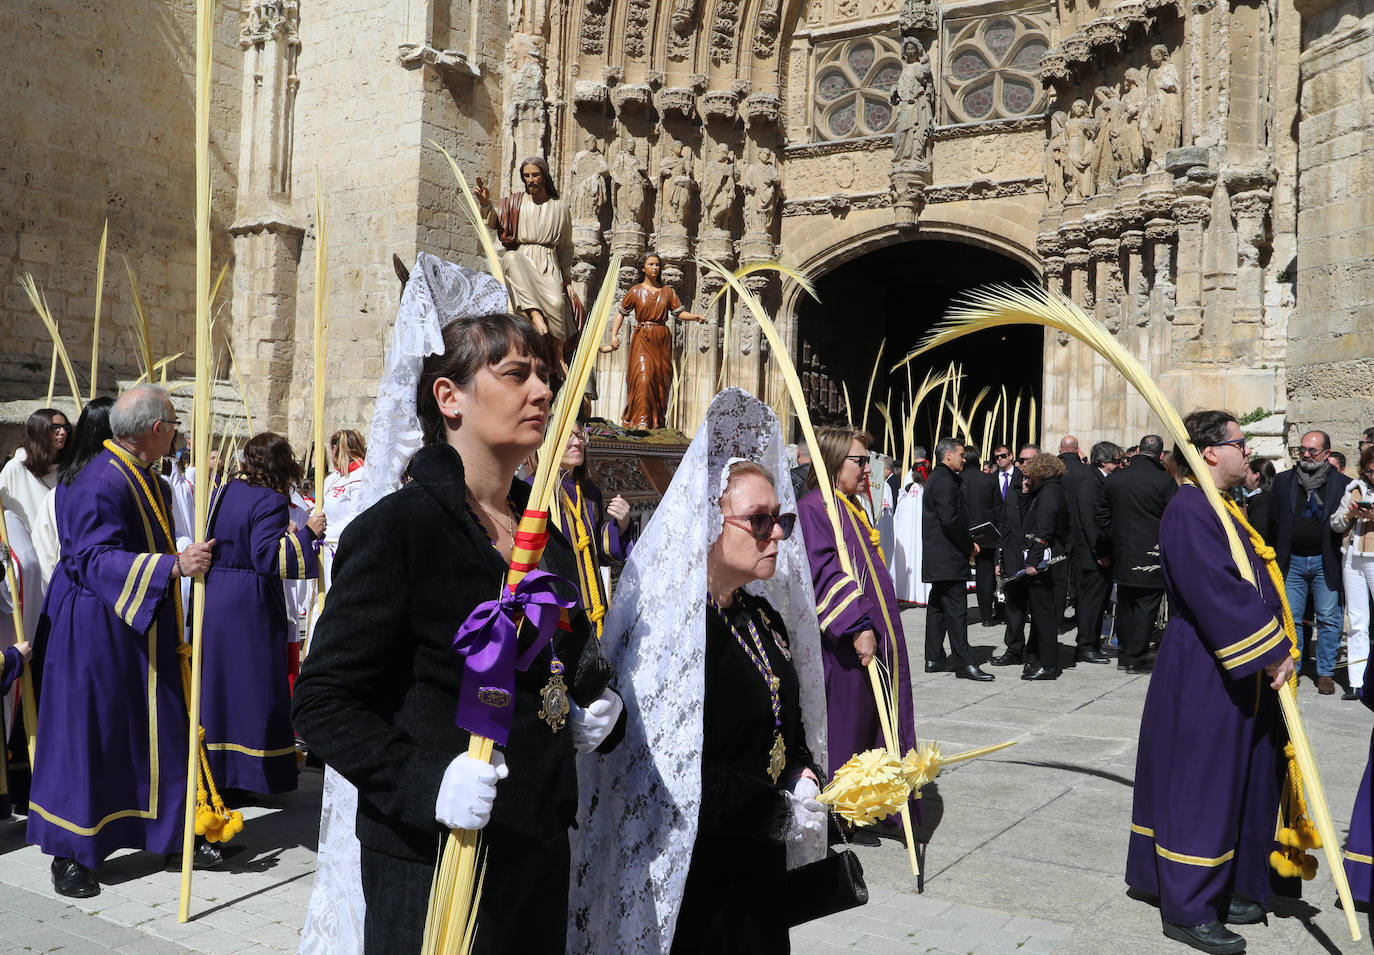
994, 451, 1011, 460
1210, 438, 1250, 453
48, 422, 71, 432
722, 511, 797, 542
1018, 456, 1034, 464
1295, 446, 1326, 458
159, 418, 181, 431
844, 455, 871, 469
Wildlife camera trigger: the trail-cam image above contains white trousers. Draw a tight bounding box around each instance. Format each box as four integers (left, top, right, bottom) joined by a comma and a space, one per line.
1343, 554, 1374, 691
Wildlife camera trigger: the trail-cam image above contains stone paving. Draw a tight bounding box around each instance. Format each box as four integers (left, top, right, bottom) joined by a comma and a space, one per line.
0, 605, 1370, 953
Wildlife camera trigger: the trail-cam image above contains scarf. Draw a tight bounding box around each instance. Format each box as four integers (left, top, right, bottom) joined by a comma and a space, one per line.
1297, 459, 1330, 496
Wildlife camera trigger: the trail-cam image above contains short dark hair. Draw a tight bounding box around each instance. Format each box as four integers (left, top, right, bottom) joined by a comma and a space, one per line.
1330, 450, 1347, 470
1090, 440, 1124, 466
1362, 427, 1374, 444
416, 313, 549, 447
1248, 457, 1276, 491
240, 432, 304, 497
1175, 410, 1237, 480
1138, 435, 1164, 458
934, 436, 963, 462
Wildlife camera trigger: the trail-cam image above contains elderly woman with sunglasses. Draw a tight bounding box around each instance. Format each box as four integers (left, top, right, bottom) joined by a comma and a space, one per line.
797, 425, 917, 841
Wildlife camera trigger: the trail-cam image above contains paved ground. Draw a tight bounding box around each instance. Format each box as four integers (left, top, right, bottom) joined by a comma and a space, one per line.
1, 605, 1370, 954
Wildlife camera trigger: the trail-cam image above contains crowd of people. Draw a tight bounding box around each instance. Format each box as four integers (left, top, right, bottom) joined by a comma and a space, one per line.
2, 250, 1373, 954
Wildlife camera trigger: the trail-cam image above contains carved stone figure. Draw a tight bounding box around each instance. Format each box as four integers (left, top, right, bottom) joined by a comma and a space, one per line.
700, 143, 736, 233
1093, 85, 1123, 187
1064, 98, 1098, 201
658, 141, 696, 231
743, 148, 780, 235
1045, 110, 1068, 205
898, 0, 939, 35
671, 0, 697, 33
891, 38, 934, 165
1119, 68, 1147, 175
569, 136, 609, 224
1144, 44, 1181, 172
610, 138, 652, 229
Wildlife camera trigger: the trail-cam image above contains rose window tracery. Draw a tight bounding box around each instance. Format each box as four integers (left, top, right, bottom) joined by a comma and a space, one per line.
942, 13, 1049, 124
811, 34, 904, 142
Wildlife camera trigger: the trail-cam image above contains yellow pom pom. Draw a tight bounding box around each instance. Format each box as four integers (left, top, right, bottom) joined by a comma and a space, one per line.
204, 828, 219, 844
1277, 827, 1298, 848
1300, 854, 1318, 881
1299, 824, 1322, 850
1270, 851, 1297, 878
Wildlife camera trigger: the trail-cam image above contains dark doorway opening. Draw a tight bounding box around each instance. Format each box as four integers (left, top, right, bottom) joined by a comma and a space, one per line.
797, 239, 1041, 461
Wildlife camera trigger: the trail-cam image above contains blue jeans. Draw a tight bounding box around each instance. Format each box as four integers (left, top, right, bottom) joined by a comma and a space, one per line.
1284, 554, 1344, 676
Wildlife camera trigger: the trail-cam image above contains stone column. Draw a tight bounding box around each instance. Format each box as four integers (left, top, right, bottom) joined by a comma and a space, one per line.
1144, 218, 1178, 418
1169, 195, 1210, 350
1230, 189, 1271, 337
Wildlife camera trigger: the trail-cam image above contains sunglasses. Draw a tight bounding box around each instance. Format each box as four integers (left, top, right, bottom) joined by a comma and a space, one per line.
844, 454, 871, 468
1295, 446, 1325, 458
48, 422, 71, 432
995, 451, 1011, 460
1018, 456, 1034, 464
722, 511, 797, 542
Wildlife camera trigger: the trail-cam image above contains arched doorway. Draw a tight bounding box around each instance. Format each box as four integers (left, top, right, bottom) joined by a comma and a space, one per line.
796, 238, 1040, 460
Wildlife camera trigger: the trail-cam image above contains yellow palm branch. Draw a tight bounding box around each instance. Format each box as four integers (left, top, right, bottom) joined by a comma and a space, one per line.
21, 274, 82, 412
90, 221, 108, 400
432, 142, 510, 307
860, 339, 885, 435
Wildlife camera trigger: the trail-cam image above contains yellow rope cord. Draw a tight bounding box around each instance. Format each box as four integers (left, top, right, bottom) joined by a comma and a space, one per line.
104, 441, 243, 842
839, 493, 885, 565
560, 480, 606, 637
1219, 494, 1318, 878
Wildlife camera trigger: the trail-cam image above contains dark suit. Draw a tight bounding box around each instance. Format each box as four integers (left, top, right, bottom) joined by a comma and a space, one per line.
1268, 465, 1351, 670
992, 467, 1028, 654
1268, 467, 1350, 589
1243, 490, 1272, 547
1022, 477, 1070, 667
964, 468, 998, 625
1056, 453, 1090, 623
1071, 467, 1113, 650
1095, 453, 1177, 666
922, 463, 976, 667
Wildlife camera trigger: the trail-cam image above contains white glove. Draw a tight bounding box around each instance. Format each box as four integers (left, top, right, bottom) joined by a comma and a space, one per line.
784, 775, 827, 844
569, 688, 624, 754
435, 751, 508, 831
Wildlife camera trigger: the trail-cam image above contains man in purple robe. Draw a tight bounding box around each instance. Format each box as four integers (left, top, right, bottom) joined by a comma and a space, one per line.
798, 426, 917, 843
27, 386, 217, 898
1125, 410, 1296, 954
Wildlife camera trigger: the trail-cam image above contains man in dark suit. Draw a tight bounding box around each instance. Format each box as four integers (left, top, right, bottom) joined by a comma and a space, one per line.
991, 444, 1028, 665
964, 447, 999, 626
1057, 435, 1091, 628
1268, 430, 1352, 694
922, 437, 994, 681
1096, 435, 1177, 673
1070, 441, 1123, 664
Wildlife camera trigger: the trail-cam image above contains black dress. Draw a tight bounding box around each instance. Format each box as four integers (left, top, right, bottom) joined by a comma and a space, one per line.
292, 444, 621, 955
1022, 477, 1069, 669
670, 589, 816, 955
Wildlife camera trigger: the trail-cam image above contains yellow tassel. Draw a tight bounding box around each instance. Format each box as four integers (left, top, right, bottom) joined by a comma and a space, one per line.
1301, 854, 1319, 880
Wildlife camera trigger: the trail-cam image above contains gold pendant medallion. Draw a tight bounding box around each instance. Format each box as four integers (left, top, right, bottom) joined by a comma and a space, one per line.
538, 668, 570, 733
768, 731, 786, 783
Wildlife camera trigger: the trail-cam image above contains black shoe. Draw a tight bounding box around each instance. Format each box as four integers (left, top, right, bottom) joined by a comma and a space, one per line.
1224, 898, 1264, 925
1343, 689, 1361, 701
954, 664, 994, 682
845, 827, 882, 847
1021, 665, 1060, 681
51, 857, 99, 898
925, 660, 951, 673
1119, 662, 1153, 674
165, 841, 230, 872
1075, 647, 1111, 664
1161, 918, 1245, 954
990, 650, 1023, 666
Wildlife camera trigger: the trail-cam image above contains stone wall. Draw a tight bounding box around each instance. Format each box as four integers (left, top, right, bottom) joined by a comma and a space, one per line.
1290, 0, 1374, 454
1, 0, 242, 404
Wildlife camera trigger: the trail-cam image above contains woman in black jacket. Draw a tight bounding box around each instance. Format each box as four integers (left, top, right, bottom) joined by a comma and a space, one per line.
293, 309, 623, 955
1019, 453, 1070, 681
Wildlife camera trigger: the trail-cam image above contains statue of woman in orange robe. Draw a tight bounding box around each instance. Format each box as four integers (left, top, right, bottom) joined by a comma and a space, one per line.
604, 253, 704, 430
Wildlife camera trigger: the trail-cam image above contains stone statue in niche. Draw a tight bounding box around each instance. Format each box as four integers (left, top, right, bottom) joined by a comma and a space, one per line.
1092, 85, 1123, 187
610, 137, 652, 229
658, 139, 696, 231
671, 0, 697, 33
700, 142, 737, 233
1045, 110, 1068, 204
1064, 98, 1098, 201
891, 38, 934, 165
1119, 69, 1147, 175
1144, 44, 1181, 172
569, 135, 609, 224
743, 148, 780, 235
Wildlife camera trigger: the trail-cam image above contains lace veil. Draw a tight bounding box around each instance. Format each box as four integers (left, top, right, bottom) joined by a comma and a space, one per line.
299, 253, 509, 955
568, 387, 827, 953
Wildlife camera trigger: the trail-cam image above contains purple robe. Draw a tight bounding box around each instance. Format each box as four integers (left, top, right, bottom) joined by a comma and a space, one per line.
1342, 663, 1374, 901
200, 480, 319, 794
540, 474, 636, 638
1126, 484, 1294, 925
798, 488, 917, 779
27, 447, 186, 869
0, 644, 23, 818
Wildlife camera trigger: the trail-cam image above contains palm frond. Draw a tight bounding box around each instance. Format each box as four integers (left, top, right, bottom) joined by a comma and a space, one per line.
705, 259, 819, 311
860, 339, 885, 435
123, 256, 156, 382
431, 142, 510, 303
21, 274, 82, 411
90, 220, 108, 400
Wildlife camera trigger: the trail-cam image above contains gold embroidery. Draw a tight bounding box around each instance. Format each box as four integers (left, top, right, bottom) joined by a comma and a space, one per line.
206, 741, 297, 758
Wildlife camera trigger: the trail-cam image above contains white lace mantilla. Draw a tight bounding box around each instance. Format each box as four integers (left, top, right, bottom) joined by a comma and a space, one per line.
568, 388, 827, 953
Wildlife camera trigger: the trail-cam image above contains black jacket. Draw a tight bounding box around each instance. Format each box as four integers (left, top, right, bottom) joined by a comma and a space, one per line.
1095, 453, 1177, 589
922, 463, 974, 581
1244, 490, 1273, 546
1070, 467, 1111, 569
992, 467, 1025, 575
1268, 465, 1351, 590
1022, 477, 1069, 572
964, 468, 997, 535
1057, 453, 1090, 558
292, 444, 619, 862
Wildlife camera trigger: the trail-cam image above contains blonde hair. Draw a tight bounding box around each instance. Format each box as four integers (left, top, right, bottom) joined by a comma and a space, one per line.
720, 459, 774, 509
808, 425, 872, 491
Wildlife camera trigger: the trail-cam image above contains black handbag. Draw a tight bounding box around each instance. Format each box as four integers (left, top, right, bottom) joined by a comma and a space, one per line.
785, 816, 869, 927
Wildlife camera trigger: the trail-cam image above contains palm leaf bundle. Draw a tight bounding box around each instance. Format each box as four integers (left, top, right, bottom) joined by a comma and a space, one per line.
892, 282, 1360, 942
860, 339, 886, 435
89, 221, 108, 400
21, 275, 82, 412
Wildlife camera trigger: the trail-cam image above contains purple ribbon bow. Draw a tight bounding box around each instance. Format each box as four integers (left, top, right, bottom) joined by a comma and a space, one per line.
451, 569, 578, 744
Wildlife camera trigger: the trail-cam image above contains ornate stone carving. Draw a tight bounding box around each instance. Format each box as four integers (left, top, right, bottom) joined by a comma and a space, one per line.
624, 0, 653, 59
812, 35, 903, 142
610, 138, 652, 231
943, 14, 1051, 124
899, 0, 939, 36
1040, 50, 1070, 84
710, 0, 742, 66
611, 84, 652, 114
743, 148, 780, 237
241, 0, 299, 47
1064, 99, 1098, 201
581, 0, 609, 54
1171, 195, 1210, 225
890, 166, 928, 229
656, 87, 697, 119
1060, 32, 1091, 64
1084, 17, 1124, 51
573, 80, 609, 110
754, 0, 783, 57
1045, 110, 1067, 205
892, 38, 934, 165
569, 136, 610, 226
1144, 217, 1177, 243
700, 143, 737, 234
1143, 44, 1181, 173
743, 93, 783, 129
657, 140, 696, 257
397, 43, 478, 78
1092, 86, 1124, 186
701, 89, 740, 123
1113, 0, 1150, 31
671, 0, 698, 36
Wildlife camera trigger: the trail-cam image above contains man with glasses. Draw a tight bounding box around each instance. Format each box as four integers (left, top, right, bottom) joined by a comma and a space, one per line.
990, 445, 1031, 665
1268, 430, 1351, 694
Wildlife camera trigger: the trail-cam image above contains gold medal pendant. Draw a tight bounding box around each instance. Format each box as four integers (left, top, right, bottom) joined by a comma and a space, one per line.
768, 731, 786, 783
538, 665, 570, 733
